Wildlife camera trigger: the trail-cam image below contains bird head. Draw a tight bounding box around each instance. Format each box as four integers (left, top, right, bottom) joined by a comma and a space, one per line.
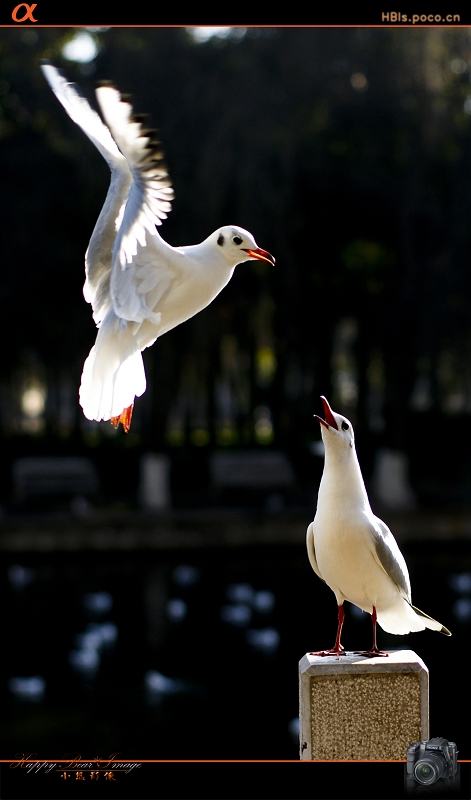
314, 396, 355, 452
213, 226, 275, 267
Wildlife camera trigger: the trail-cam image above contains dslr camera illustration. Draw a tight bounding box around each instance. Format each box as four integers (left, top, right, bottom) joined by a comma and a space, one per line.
405, 737, 459, 797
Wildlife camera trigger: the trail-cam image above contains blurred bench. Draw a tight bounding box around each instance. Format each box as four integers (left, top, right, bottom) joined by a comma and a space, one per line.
13, 457, 99, 500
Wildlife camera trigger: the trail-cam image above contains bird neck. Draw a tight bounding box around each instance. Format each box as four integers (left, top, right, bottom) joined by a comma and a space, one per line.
319, 447, 371, 513
181, 243, 236, 272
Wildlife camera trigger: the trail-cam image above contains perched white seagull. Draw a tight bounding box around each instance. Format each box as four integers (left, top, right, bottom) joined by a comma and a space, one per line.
41, 63, 275, 431
307, 396, 451, 657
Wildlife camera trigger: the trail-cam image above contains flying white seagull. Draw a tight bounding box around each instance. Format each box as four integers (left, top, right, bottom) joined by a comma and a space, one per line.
307, 396, 451, 657
41, 63, 275, 431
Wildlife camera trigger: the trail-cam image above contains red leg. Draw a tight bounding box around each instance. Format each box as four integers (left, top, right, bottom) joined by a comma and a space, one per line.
110, 403, 134, 433
355, 606, 389, 657
310, 604, 347, 656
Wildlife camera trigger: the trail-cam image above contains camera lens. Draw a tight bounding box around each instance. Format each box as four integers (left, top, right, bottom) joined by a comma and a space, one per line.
414, 759, 440, 785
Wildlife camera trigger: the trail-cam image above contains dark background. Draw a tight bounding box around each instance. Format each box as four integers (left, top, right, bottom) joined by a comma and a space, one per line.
4, 27, 471, 487
1, 26, 471, 779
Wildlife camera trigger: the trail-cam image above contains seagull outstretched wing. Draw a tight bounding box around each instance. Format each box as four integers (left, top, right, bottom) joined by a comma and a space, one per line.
40, 62, 123, 162
95, 84, 175, 326
41, 64, 176, 329
41, 62, 131, 325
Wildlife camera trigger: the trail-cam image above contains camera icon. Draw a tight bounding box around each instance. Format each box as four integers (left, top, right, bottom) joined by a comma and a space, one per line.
407, 737, 457, 785
405, 737, 459, 797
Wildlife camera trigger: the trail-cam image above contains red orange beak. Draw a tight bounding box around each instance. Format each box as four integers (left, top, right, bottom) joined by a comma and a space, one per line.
242, 247, 275, 266
314, 396, 339, 431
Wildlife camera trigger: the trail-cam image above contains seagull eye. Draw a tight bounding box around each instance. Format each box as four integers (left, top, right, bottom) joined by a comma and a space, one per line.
232, 236, 243, 245
342, 421, 349, 431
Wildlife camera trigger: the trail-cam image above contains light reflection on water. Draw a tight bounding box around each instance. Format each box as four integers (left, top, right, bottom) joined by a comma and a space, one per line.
2, 540, 468, 759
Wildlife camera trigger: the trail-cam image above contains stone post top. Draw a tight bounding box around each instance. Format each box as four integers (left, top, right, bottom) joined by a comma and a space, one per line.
299, 649, 428, 675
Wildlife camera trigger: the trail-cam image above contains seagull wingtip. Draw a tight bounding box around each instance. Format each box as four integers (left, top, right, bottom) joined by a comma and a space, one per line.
40, 60, 55, 76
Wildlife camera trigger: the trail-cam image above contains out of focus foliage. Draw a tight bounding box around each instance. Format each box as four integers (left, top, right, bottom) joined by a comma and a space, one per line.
2, 27, 471, 503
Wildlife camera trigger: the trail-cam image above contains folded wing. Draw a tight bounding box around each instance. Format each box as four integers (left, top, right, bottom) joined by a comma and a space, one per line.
371, 516, 451, 634
370, 516, 412, 602
306, 521, 326, 584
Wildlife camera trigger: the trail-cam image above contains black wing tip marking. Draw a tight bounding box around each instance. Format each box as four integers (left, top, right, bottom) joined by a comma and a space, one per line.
97, 85, 166, 157
138, 134, 170, 178
434, 622, 452, 636
130, 120, 171, 177
411, 604, 452, 636
436, 621, 452, 636
96, 81, 173, 190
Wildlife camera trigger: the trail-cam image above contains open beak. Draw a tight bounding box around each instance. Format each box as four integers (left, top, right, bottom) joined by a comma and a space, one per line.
314, 396, 339, 430
242, 247, 275, 266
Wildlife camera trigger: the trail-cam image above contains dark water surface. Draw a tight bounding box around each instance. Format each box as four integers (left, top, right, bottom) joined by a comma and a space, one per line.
2, 539, 468, 761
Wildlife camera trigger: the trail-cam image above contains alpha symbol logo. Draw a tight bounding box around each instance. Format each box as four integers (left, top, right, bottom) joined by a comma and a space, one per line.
11, 3, 37, 21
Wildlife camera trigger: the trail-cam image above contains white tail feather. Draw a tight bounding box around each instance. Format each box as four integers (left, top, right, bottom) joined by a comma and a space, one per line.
79, 312, 146, 421
377, 597, 442, 635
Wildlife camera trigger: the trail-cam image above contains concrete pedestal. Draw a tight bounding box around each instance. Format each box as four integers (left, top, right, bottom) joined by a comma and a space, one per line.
299, 650, 429, 760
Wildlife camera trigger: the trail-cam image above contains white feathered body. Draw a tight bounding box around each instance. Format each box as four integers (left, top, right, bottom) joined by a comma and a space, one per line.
308, 408, 448, 636
80, 233, 236, 421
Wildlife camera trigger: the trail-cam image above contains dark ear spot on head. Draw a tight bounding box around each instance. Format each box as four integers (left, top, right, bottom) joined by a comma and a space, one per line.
217, 233, 224, 247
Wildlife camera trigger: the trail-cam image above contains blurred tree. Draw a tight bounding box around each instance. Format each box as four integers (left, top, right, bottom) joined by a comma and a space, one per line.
1, 27, 471, 504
